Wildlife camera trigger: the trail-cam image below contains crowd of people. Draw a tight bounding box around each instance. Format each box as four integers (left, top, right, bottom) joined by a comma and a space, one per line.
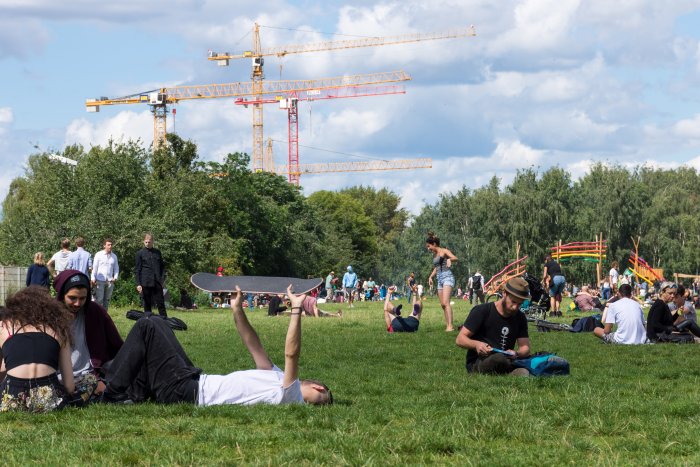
3, 229, 700, 413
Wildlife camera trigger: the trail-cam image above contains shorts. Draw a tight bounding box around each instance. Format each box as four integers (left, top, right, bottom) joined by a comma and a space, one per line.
437, 270, 455, 290
344, 287, 355, 297
391, 316, 420, 333
549, 275, 566, 297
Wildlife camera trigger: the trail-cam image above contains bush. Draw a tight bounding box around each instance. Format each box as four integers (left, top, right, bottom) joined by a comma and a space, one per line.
111, 276, 141, 308
194, 291, 211, 309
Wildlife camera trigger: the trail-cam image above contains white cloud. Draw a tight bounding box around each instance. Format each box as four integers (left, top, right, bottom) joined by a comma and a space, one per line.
672, 114, 700, 139
65, 111, 153, 148
0, 107, 12, 124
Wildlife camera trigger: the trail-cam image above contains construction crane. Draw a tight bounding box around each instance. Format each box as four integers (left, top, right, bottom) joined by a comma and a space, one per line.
274, 158, 433, 177
85, 70, 411, 148
208, 23, 476, 171
235, 84, 407, 184
209, 139, 432, 179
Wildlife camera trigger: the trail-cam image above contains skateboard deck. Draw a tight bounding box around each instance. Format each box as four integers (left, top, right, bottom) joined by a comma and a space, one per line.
191, 273, 322, 295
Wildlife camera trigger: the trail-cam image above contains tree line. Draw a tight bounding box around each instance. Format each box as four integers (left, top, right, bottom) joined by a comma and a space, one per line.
1, 136, 698, 304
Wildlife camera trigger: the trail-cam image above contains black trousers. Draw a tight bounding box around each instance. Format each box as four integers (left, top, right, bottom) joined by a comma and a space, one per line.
143, 282, 167, 316
105, 316, 200, 403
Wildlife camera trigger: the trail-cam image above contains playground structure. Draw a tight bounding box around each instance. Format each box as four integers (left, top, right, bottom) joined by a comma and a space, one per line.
628, 237, 664, 286
550, 235, 607, 285
483, 242, 527, 298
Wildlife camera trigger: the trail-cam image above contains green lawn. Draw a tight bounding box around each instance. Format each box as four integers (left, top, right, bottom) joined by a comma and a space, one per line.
2, 297, 700, 465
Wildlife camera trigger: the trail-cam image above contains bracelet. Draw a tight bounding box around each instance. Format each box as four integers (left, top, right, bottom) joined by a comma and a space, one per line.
291, 307, 302, 310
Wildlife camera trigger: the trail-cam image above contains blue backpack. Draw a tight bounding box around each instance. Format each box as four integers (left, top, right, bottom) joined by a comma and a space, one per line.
512, 352, 570, 376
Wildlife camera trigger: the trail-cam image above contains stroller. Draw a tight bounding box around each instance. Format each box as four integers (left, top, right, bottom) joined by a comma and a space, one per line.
521, 272, 551, 321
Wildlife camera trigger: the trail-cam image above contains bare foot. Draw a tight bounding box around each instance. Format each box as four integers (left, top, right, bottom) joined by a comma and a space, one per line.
446, 326, 455, 332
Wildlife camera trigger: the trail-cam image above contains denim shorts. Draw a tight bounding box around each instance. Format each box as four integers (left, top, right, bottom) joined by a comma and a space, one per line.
437, 270, 455, 290
549, 275, 566, 297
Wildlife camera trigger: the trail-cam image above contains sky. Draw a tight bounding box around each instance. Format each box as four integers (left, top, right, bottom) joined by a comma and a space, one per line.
2, 0, 700, 214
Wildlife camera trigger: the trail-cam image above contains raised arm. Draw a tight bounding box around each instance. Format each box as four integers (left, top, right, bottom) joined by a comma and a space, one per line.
443, 248, 458, 262
231, 286, 272, 370
283, 285, 306, 387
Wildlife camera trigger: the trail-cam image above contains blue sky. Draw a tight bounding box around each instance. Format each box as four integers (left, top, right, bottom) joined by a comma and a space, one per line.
2, 0, 700, 213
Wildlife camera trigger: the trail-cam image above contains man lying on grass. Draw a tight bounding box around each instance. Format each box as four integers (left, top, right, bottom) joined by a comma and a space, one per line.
384, 285, 423, 333
455, 277, 531, 375
100, 285, 333, 406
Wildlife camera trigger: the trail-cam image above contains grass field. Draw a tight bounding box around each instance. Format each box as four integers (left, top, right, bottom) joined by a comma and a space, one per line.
2, 296, 700, 465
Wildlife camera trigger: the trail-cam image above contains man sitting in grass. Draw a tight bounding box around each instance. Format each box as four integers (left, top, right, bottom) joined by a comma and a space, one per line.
101, 285, 333, 406
593, 284, 648, 344
455, 277, 531, 375
384, 285, 423, 333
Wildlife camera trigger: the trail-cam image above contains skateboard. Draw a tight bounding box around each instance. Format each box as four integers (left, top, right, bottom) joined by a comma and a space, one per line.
190, 273, 322, 295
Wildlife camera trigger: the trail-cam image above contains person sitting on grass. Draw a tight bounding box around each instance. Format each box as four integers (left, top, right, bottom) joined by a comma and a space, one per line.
383, 285, 423, 333
455, 277, 531, 375
647, 282, 700, 342
100, 285, 332, 406
593, 284, 648, 344
669, 284, 697, 324
0, 286, 75, 412
574, 286, 603, 313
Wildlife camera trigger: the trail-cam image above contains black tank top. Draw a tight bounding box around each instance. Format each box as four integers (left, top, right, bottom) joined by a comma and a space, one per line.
2, 332, 60, 371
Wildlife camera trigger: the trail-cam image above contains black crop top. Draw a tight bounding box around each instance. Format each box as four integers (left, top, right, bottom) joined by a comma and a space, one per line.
2, 332, 60, 371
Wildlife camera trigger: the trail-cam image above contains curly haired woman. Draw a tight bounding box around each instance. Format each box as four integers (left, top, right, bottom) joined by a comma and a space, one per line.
0, 286, 75, 412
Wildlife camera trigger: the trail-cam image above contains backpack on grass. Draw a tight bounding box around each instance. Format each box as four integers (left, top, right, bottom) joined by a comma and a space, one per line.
570, 314, 602, 332
655, 332, 694, 344
512, 352, 570, 376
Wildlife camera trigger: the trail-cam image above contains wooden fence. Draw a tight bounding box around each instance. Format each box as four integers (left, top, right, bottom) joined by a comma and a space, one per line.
0, 266, 28, 305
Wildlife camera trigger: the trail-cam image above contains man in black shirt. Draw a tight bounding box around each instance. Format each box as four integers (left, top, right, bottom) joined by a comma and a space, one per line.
456, 277, 531, 375
135, 233, 167, 317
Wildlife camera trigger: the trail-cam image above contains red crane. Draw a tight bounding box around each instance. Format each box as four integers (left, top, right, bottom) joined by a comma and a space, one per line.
234, 84, 406, 184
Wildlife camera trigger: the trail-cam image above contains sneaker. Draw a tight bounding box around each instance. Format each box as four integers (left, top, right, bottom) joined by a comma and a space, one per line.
98, 390, 134, 404
510, 368, 530, 377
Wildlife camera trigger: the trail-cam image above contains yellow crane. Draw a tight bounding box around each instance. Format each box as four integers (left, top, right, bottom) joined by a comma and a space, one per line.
275, 158, 433, 177
85, 70, 411, 148
208, 138, 432, 179
208, 23, 476, 171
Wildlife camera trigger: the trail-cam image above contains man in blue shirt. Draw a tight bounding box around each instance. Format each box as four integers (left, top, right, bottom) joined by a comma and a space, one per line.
67, 237, 92, 276
342, 266, 358, 308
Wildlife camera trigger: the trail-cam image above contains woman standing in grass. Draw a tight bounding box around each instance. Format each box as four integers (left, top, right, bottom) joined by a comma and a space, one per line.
0, 286, 75, 412
426, 232, 458, 331
26, 252, 50, 288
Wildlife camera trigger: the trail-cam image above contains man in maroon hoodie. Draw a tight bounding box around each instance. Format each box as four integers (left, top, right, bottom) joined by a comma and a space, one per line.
54, 269, 123, 394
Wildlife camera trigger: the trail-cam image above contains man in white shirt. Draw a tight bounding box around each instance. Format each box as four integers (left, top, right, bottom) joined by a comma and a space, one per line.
101, 285, 333, 406
91, 238, 119, 311
594, 284, 648, 344
47, 238, 72, 277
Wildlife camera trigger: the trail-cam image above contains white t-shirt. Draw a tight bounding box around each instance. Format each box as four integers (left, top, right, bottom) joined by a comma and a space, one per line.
609, 268, 619, 286
51, 250, 71, 274
605, 297, 648, 344
197, 365, 303, 406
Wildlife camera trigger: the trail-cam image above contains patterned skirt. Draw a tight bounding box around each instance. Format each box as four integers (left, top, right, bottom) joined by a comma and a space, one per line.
1, 374, 69, 413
